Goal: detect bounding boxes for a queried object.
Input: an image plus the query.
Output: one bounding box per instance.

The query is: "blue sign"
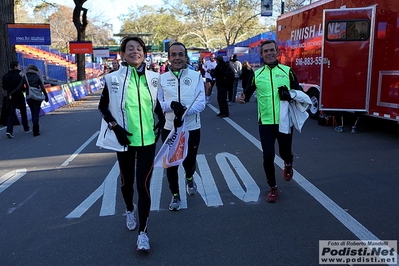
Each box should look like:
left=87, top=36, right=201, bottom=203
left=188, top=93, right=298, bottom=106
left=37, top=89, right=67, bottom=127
left=8, top=24, right=51, bottom=45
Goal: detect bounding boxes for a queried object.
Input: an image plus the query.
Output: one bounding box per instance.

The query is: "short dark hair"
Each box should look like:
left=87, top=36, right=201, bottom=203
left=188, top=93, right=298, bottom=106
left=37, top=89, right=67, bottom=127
left=10, top=60, right=19, bottom=69
left=168, top=42, right=188, bottom=57
left=119, top=36, right=147, bottom=57
left=260, top=40, right=278, bottom=51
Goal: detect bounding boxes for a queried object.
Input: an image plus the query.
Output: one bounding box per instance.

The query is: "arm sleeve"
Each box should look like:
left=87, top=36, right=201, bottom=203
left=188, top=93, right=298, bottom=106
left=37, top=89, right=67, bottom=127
left=184, top=73, right=206, bottom=116
left=154, top=100, right=165, bottom=121
left=98, top=84, right=116, bottom=123
left=157, top=81, right=173, bottom=113
left=243, top=72, right=256, bottom=103
left=10, top=78, right=25, bottom=95
left=39, top=77, right=47, bottom=96
left=289, top=69, right=302, bottom=91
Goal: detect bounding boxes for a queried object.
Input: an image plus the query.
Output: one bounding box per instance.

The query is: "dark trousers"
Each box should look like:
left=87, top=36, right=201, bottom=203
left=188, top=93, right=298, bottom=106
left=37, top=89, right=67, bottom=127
left=7, top=99, right=29, bottom=134
left=161, top=128, right=201, bottom=196
left=27, top=99, right=41, bottom=134
left=259, top=124, right=293, bottom=188
left=217, top=86, right=229, bottom=116
left=117, top=144, right=156, bottom=233
left=229, top=78, right=240, bottom=102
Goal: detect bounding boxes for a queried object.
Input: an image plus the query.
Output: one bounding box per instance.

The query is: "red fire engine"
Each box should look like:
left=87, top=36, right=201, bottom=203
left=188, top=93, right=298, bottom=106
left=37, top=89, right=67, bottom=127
left=276, top=0, right=399, bottom=122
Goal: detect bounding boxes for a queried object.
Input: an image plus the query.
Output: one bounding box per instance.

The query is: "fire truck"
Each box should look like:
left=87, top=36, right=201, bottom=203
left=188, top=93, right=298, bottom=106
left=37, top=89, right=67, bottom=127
left=276, top=0, right=399, bottom=122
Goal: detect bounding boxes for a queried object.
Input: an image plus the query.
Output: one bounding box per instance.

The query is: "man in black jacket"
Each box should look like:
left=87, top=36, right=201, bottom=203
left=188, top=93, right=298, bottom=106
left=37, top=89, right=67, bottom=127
left=212, top=55, right=230, bottom=117
left=2, top=61, right=30, bottom=138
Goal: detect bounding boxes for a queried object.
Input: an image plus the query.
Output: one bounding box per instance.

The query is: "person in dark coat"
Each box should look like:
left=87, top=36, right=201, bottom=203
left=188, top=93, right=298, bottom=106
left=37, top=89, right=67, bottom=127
left=2, top=61, right=30, bottom=138
left=212, top=55, right=230, bottom=117
left=11, top=64, right=48, bottom=136
left=240, top=60, right=254, bottom=91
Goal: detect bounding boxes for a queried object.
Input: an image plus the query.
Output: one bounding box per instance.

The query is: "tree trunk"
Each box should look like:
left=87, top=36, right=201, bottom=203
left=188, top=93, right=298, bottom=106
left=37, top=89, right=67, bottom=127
left=0, top=0, right=17, bottom=118
left=73, top=0, right=88, bottom=81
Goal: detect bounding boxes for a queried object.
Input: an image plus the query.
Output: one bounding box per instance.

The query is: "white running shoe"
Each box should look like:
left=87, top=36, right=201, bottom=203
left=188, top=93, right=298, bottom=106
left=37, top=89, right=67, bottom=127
left=136, top=231, right=150, bottom=251
left=169, top=196, right=181, bottom=211
left=125, top=208, right=137, bottom=231
left=186, top=178, right=197, bottom=195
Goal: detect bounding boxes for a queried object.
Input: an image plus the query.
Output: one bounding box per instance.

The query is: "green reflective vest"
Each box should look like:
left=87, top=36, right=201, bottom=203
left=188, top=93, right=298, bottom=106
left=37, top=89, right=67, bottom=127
left=254, top=64, right=291, bottom=125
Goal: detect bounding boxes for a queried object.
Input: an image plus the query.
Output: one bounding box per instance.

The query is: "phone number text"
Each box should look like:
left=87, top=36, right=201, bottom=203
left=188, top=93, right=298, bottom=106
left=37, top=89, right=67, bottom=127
left=295, top=57, right=322, bottom=66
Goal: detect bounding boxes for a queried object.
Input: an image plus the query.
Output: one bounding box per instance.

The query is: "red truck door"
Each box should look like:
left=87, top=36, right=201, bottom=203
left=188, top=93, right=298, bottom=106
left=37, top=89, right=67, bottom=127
left=320, top=7, right=375, bottom=112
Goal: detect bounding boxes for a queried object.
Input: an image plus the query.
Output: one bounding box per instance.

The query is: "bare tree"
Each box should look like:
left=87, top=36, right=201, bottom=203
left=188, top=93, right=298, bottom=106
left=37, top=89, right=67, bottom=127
left=163, top=0, right=265, bottom=49
left=72, top=0, right=88, bottom=81
left=0, top=0, right=18, bottom=114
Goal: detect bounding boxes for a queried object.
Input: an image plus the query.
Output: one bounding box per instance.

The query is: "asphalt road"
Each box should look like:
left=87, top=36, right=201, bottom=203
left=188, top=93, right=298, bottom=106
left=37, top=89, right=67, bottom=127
left=0, top=89, right=398, bottom=266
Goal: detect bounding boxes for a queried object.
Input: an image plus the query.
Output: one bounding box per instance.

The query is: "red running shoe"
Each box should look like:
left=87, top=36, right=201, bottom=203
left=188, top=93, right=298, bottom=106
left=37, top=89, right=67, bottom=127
left=266, top=187, right=278, bottom=203
left=283, top=162, right=293, bottom=181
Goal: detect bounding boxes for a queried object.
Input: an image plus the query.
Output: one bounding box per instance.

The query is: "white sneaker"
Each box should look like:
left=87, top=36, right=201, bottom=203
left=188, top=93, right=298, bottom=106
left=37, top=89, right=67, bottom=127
left=136, top=231, right=150, bottom=251
left=125, top=208, right=137, bottom=231
left=186, top=178, right=197, bottom=195
left=169, top=195, right=181, bottom=211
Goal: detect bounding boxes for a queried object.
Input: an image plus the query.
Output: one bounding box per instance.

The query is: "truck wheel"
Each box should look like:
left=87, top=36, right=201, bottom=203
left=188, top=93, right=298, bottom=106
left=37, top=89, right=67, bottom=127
left=307, top=89, right=320, bottom=119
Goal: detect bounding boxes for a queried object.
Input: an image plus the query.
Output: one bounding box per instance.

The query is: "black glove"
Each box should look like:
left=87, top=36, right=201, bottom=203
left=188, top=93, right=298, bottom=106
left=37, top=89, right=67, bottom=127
left=174, top=117, right=183, bottom=130
left=278, top=85, right=292, bottom=101
left=170, top=101, right=187, bottom=118
left=113, top=125, right=132, bottom=146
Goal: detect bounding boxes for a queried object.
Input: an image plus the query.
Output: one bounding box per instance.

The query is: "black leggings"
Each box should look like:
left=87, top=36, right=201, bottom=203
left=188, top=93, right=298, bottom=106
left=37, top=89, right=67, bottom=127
left=161, top=128, right=201, bottom=195
left=259, top=124, right=293, bottom=188
left=117, top=144, right=156, bottom=233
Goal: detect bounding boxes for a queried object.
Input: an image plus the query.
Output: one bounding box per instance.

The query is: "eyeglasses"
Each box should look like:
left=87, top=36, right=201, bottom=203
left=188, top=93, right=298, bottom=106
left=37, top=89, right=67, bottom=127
left=170, top=52, right=185, bottom=57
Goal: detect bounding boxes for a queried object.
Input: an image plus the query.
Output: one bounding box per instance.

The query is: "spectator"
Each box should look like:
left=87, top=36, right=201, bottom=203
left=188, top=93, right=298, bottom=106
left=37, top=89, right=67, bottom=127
left=240, top=60, right=254, bottom=93
left=109, top=59, right=119, bottom=73
left=212, top=55, right=230, bottom=117
left=11, top=64, right=49, bottom=136
left=203, top=53, right=217, bottom=103
left=230, top=54, right=242, bottom=103
left=2, top=60, right=30, bottom=138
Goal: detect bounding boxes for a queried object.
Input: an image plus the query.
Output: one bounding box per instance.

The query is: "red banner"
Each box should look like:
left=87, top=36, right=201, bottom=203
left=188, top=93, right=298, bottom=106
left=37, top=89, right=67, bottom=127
left=69, top=41, right=93, bottom=54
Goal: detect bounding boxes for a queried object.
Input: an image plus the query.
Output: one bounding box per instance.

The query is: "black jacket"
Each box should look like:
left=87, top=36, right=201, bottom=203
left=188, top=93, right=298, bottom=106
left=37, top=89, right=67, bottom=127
left=211, top=60, right=229, bottom=88
left=2, top=69, right=25, bottom=107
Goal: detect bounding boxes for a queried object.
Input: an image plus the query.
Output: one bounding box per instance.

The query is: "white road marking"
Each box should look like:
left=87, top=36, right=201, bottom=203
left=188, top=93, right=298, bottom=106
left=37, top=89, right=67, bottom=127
left=150, top=167, right=164, bottom=211
left=214, top=105, right=399, bottom=264
left=0, top=169, right=27, bottom=194
left=60, top=131, right=99, bottom=167
left=66, top=161, right=119, bottom=218
left=216, top=152, right=260, bottom=202
left=195, top=154, right=223, bottom=207
left=100, top=162, right=119, bottom=216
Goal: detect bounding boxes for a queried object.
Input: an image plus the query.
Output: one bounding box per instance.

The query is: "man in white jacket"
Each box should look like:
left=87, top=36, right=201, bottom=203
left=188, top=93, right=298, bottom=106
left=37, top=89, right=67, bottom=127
left=158, top=42, right=206, bottom=211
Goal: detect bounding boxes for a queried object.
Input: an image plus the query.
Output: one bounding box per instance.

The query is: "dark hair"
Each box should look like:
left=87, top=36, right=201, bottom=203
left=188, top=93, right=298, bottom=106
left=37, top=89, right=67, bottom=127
left=167, top=42, right=188, bottom=57
left=10, top=60, right=19, bottom=69
left=260, top=40, right=278, bottom=51
left=119, top=36, right=147, bottom=57
left=27, top=64, right=39, bottom=72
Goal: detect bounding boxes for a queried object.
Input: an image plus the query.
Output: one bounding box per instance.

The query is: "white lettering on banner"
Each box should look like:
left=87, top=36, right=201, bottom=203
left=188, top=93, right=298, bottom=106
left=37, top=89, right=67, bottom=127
left=290, top=24, right=322, bottom=41
left=216, top=153, right=260, bottom=202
